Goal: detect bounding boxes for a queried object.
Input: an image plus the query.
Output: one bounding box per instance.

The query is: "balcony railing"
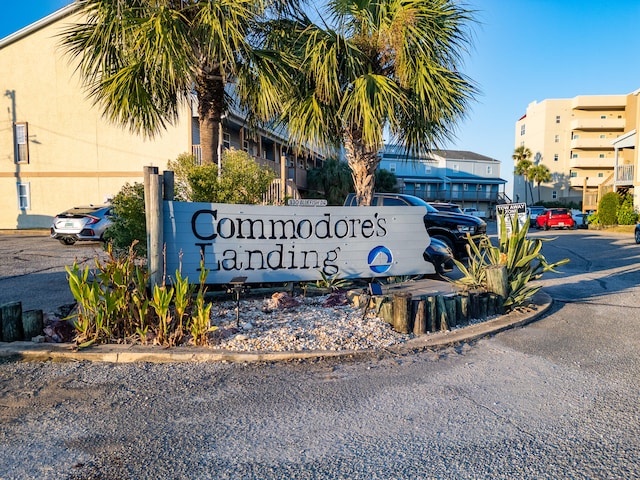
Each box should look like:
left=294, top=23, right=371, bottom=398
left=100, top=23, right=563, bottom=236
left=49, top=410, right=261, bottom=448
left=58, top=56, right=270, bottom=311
left=616, top=164, right=634, bottom=184
left=398, top=188, right=500, bottom=204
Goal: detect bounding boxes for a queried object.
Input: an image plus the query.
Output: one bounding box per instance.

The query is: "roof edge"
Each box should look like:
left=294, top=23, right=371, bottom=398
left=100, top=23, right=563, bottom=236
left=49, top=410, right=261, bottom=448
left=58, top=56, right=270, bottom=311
left=0, top=3, right=79, bottom=49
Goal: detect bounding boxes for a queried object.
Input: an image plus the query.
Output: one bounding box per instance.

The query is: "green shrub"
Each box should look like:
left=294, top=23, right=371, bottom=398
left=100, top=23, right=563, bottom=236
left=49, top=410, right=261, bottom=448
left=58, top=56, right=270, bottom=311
left=103, top=182, right=147, bottom=256
left=216, top=148, right=276, bottom=204
left=187, top=163, right=219, bottom=202
left=167, top=153, right=199, bottom=201
left=617, top=194, right=638, bottom=225
left=66, top=248, right=216, bottom=348
left=598, top=192, right=620, bottom=226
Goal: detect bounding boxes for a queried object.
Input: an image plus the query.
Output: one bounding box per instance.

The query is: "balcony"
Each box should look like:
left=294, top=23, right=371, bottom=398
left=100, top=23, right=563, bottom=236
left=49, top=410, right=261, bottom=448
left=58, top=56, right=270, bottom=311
left=570, top=137, right=615, bottom=149
left=571, top=95, right=626, bottom=110
left=570, top=117, right=625, bottom=131
left=569, top=156, right=615, bottom=168
left=569, top=176, right=605, bottom=188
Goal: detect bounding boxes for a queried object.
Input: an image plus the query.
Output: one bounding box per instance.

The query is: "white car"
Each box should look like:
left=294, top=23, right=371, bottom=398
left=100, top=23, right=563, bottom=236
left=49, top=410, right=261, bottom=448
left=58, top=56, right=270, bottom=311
left=50, top=205, right=114, bottom=245
left=527, top=206, right=546, bottom=222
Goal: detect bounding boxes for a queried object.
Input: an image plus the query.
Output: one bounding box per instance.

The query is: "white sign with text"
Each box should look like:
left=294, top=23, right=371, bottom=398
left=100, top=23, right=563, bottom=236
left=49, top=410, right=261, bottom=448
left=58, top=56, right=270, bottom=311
left=163, top=201, right=434, bottom=284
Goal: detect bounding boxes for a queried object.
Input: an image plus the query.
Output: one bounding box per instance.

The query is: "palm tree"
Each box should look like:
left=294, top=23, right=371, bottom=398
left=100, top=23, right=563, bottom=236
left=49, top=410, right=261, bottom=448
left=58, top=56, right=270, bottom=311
left=513, top=146, right=533, bottom=204
left=528, top=164, right=552, bottom=203
left=60, top=0, right=294, bottom=166
left=264, top=0, right=477, bottom=206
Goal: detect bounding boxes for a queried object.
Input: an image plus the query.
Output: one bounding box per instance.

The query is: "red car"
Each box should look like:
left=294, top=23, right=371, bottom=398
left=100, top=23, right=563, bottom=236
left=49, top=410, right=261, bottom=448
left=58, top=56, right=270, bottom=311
left=536, top=208, right=575, bottom=230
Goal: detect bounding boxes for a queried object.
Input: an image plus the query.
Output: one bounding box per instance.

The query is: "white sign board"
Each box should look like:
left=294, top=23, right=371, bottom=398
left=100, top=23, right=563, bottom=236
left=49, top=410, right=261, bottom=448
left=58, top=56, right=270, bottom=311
left=496, top=202, right=527, bottom=237
left=163, top=201, right=434, bottom=284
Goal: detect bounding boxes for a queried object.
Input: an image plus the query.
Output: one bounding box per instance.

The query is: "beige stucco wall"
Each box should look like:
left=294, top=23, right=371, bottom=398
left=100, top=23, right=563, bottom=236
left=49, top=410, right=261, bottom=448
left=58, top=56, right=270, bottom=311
left=0, top=11, right=192, bottom=229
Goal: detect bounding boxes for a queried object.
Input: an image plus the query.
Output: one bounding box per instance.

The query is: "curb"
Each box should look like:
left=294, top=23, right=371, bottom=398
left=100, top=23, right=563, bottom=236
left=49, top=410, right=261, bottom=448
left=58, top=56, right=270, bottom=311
left=0, top=292, right=553, bottom=364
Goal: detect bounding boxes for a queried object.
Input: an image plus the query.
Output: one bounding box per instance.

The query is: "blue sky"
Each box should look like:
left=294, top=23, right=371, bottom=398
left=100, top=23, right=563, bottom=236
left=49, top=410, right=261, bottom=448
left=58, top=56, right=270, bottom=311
left=2, top=1, right=640, bottom=195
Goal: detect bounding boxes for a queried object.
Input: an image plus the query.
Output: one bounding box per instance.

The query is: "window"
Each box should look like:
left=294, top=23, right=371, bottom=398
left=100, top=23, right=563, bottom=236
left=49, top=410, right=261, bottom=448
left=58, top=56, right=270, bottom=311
left=463, top=184, right=468, bottom=191
left=389, top=163, right=396, bottom=173
left=222, top=132, right=230, bottom=149
left=17, top=182, right=30, bottom=209
left=598, top=172, right=604, bottom=178
left=600, top=115, right=607, bottom=119
left=242, top=140, right=249, bottom=152
left=570, top=171, right=577, bottom=178
left=477, top=184, right=483, bottom=191
left=572, top=133, right=579, bottom=139
left=599, top=153, right=605, bottom=158
left=452, top=164, right=459, bottom=171
left=555, top=116, right=561, bottom=123
left=554, top=154, right=559, bottom=162
left=424, top=165, right=431, bottom=174
left=520, top=124, right=525, bottom=135
left=554, top=135, right=559, bottom=143
left=486, top=166, right=493, bottom=175
left=552, top=190, right=557, bottom=199
left=572, top=153, right=578, bottom=159
left=14, top=122, right=29, bottom=164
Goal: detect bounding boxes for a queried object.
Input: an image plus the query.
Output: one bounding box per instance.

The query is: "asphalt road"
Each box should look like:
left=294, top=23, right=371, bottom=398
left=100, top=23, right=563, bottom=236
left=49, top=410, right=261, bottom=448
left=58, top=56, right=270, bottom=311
left=1, top=228, right=639, bottom=479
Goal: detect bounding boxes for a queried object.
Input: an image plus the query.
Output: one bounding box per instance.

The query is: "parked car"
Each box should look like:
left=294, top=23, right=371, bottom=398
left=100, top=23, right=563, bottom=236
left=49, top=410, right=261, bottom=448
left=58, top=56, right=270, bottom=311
left=571, top=210, right=590, bottom=229
left=423, top=237, right=455, bottom=275
left=50, top=205, right=114, bottom=245
left=536, top=208, right=575, bottom=230
left=635, top=223, right=640, bottom=244
left=527, top=206, right=546, bottom=222
left=428, top=202, right=463, bottom=214
left=344, top=192, right=486, bottom=258
left=461, top=207, right=486, bottom=218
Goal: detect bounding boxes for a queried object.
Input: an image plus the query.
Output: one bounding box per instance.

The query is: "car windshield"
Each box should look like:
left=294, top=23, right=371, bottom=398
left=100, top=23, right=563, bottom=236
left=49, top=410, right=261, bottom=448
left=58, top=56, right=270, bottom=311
left=402, top=196, right=439, bottom=212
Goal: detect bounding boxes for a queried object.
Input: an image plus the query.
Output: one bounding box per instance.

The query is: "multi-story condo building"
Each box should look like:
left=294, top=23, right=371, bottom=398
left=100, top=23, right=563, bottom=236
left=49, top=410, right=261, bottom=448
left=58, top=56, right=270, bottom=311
left=514, top=90, right=639, bottom=211
left=0, top=4, right=321, bottom=231
left=379, top=147, right=508, bottom=215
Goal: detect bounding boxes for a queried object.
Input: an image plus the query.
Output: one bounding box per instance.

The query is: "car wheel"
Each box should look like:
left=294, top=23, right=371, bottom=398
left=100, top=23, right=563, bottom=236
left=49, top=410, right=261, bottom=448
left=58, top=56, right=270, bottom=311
left=59, top=237, right=76, bottom=245
left=635, top=229, right=640, bottom=244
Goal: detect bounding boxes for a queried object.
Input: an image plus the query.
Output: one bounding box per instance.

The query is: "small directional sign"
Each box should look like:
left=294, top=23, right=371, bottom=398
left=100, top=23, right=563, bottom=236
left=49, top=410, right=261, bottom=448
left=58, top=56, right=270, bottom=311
left=287, top=198, right=328, bottom=206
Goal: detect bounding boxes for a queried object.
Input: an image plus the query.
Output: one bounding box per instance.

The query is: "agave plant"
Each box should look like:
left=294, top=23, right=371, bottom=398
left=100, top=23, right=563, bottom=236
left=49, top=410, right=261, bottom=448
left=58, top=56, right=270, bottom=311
left=453, top=215, right=569, bottom=311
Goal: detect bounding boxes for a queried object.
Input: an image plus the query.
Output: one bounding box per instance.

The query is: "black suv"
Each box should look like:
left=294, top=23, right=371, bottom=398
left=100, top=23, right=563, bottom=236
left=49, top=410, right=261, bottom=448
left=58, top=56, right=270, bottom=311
left=344, top=193, right=486, bottom=258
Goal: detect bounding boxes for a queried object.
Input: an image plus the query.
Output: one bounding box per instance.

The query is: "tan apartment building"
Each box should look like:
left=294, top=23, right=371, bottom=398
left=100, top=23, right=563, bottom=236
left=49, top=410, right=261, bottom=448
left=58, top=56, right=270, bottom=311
left=514, top=90, right=639, bottom=211
left=0, top=5, right=318, bottom=231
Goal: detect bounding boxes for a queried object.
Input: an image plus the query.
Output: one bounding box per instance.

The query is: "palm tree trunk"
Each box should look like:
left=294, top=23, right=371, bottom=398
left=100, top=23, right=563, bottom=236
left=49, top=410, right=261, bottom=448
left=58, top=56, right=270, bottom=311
left=344, top=129, right=380, bottom=206
left=195, top=65, right=225, bottom=166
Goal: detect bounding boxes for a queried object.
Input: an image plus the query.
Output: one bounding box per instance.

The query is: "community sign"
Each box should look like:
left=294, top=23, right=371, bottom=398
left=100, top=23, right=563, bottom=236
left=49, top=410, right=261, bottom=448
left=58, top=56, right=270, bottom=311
left=163, top=202, right=434, bottom=284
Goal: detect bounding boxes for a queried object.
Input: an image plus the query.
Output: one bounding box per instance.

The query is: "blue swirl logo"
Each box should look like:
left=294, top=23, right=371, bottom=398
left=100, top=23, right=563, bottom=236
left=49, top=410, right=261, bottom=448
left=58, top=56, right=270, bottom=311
left=368, top=245, right=393, bottom=274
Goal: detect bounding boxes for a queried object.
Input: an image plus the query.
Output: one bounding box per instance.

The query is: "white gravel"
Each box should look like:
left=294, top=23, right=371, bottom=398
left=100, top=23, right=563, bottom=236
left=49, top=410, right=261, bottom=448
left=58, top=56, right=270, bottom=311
left=209, top=292, right=410, bottom=352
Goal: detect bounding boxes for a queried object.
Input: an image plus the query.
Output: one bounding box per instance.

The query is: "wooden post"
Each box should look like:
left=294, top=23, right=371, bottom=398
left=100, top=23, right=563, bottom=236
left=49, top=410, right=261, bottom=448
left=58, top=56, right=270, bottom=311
left=1, top=302, right=23, bottom=342
left=163, top=170, right=175, bottom=201
left=485, top=264, right=509, bottom=299
left=380, top=300, right=394, bottom=325
left=22, top=310, right=44, bottom=340
left=444, top=295, right=457, bottom=328
left=393, top=293, right=412, bottom=334
left=459, top=294, right=470, bottom=324
left=413, top=299, right=427, bottom=335
left=280, top=155, right=287, bottom=203
left=144, top=166, right=163, bottom=288
left=436, top=295, right=448, bottom=331
left=479, top=294, right=489, bottom=319
left=426, top=296, right=437, bottom=332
